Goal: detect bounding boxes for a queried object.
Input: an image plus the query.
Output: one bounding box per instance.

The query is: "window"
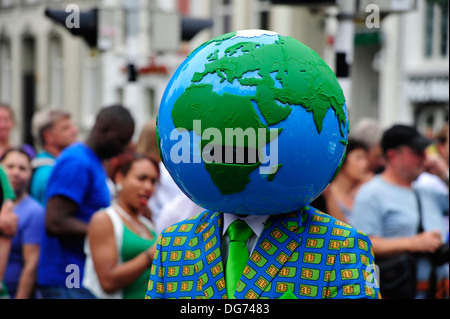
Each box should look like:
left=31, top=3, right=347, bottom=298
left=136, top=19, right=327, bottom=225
left=424, top=0, right=449, bottom=58
left=0, top=38, right=11, bottom=103
left=439, top=0, right=448, bottom=56
left=145, top=87, right=156, bottom=118
left=48, top=35, right=64, bottom=109
left=250, top=0, right=271, bottom=30
left=223, top=0, right=231, bottom=32
left=81, top=53, right=100, bottom=130
left=211, top=0, right=233, bottom=36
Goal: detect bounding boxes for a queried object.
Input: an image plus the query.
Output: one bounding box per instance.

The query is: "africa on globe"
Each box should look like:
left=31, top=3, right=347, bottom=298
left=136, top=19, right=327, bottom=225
left=156, top=29, right=349, bottom=215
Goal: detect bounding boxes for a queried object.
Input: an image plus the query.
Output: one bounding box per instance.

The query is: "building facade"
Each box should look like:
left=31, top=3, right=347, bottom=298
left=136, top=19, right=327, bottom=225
left=351, top=0, right=448, bottom=135
left=0, top=0, right=448, bottom=148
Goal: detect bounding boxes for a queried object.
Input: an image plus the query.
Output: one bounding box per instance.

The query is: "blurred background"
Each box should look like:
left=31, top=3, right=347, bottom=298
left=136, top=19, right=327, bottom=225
left=0, top=0, right=448, bottom=146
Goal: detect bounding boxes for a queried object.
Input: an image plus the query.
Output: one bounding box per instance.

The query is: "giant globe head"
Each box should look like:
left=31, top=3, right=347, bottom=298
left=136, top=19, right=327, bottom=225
left=157, top=30, right=349, bottom=215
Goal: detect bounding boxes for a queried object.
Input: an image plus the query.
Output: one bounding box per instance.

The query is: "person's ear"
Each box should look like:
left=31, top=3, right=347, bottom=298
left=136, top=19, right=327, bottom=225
left=42, top=129, right=53, bottom=144
left=385, top=148, right=396, bottom=162
left=114, top=172, right=124, bottom=185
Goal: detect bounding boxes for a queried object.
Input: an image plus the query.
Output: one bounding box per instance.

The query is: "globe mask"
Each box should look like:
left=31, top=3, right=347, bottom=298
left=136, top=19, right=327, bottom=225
left=157, top=30, right=349, bottom=216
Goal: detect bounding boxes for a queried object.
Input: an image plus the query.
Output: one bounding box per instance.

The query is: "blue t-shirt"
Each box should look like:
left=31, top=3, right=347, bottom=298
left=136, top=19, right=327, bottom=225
left=38, top=143, right=111, bottom=287
left=351, top=175, right=449, bottom=298
left=29, top=151, right=56, bottom=207
left=4, top=195, right=45, bottom=297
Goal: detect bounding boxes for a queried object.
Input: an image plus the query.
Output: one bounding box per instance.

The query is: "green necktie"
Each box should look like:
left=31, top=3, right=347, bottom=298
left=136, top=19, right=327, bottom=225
left=225, top=219, right=253, bottom=299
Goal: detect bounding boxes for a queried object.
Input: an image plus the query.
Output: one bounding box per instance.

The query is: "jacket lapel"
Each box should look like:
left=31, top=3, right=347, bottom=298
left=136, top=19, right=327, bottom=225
left=191, top=211, right=227, bottom=299
left=234, top=211, right=303, bottom=299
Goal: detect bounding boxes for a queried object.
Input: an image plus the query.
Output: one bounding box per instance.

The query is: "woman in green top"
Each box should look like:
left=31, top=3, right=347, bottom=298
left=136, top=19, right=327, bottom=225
left=84, top=152, right=159, bottom=299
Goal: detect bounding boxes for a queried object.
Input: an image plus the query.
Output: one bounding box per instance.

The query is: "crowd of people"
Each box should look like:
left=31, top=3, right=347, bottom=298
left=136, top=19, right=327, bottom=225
left=0, top=100, right=448, bottom=299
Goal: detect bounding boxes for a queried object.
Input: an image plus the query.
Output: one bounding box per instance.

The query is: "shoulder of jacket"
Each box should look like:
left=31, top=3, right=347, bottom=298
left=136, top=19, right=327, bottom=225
left=160, top=210, right=216, bottom=235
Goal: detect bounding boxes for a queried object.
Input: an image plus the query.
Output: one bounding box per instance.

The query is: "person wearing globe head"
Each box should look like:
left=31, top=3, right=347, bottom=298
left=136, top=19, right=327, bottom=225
left=145, top=30, right=381, bottom=299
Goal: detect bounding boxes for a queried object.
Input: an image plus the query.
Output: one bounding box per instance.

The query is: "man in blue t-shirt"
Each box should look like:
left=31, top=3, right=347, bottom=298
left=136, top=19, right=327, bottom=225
left=37, top=105, right=135, bottom=299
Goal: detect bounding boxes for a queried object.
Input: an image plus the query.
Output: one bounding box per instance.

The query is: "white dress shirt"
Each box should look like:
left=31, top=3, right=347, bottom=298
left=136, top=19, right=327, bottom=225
left=221, top=213, right=270, bottom=266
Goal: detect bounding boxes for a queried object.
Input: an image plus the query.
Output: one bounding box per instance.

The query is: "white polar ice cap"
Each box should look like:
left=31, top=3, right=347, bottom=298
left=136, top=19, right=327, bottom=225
left=235, top=29, right=278, bottom=38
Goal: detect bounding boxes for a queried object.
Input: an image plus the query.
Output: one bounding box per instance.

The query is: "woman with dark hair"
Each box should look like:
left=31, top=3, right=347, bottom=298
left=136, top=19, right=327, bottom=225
left=83, top=151, right=159, bottom=299
left=310, top=139, right=370, bottom=224
left=328, top=139, right=370, bottom=222
left=1, top=148, right=44, bottom=298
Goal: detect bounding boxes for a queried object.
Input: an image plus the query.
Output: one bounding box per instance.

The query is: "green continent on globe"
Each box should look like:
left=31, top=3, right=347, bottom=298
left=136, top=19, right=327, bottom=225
left=171, top=33, right=346, bottom=195
left=172, top=83, right=277, bottom=194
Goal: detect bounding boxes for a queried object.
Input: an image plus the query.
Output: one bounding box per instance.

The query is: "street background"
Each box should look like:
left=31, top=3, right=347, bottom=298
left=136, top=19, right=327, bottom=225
left=0, top=0, right=448, bottom=145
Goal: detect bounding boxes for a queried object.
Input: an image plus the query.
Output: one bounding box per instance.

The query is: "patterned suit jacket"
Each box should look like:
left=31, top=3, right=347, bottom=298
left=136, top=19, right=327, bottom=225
left=145, top=206, right=381, bottom=299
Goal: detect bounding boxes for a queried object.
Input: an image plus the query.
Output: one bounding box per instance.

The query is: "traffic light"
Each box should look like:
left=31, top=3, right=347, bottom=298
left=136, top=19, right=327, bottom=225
left=44, top=6, right=213, bottom=52
left=44, top=7, right=98, bottom=48
left=181, top=17, right=213, bottom=41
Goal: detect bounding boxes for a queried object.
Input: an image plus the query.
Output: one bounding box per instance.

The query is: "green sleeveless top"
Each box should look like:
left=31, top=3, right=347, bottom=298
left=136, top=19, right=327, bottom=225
left=121, top=225, right=157, bottom=299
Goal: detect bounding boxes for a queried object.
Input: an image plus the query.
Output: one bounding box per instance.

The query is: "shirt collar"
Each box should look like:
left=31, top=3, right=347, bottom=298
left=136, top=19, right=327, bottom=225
left=223, top=213, right=270, bottom=238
